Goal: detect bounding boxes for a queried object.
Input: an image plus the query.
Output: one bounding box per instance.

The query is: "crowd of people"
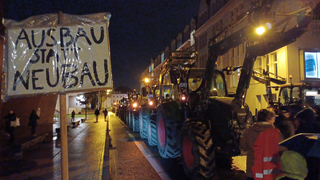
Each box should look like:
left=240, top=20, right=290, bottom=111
left=240, top=107, right=320, bottom=180
left=4, top=108, right=109, bottom=143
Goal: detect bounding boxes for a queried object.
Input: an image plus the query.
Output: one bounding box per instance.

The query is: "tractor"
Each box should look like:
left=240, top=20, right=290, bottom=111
left=252, top=68, right=320, bottom=123
left=152, top=1, right=316, bottom=179
left=127, top=90, right=140, bottom=132
left=138, top=78, right=160, bottom=146
left=277, top=82, right=320, bottom=122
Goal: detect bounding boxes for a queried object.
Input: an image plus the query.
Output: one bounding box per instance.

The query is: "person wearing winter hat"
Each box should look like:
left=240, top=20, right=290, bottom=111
left=276, top=150, right=308, bottom=180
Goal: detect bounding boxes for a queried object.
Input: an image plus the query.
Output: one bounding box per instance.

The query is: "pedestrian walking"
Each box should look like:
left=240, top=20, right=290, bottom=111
left=95, top=109, right=100, bottom=122
left=28, top=109, right=39, bottom=137
left=71, top=110, right=76, bottom=122
left=102, top=108, right=108, bottom=121
left=4, top=110, right=17, bottom=143
left=240, top=108, right=286, bottom=180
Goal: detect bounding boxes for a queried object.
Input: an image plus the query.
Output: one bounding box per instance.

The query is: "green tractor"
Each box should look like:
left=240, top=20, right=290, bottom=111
left=139, top=79, right=159, bottom=146
left=155, top=51, right=253, bottom=169
left=127, top=91, right=140, bottom=132
left=153, top=0, right=314, bottom=178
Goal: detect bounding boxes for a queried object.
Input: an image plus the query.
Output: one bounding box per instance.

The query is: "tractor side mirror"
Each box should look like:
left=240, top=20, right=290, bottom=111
left=169, top=69, right=178, bottom=85
left=142, top=87, right=147, bottom=97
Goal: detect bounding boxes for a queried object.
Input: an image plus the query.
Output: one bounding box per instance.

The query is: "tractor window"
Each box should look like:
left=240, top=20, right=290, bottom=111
left=279, top=87, right=289, bottom=104
left=304, top=87, right=320, bottom=106
left=211, top=71, right=226, bottom=97
left=292, top=87, right=301, bottom=103
left=161, top=85, right=173, bottom=101
left=188, top=78, right=202, bottom=92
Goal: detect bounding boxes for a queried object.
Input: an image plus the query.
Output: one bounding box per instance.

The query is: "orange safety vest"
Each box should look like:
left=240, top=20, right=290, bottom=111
left=252, top=128, right=282, bottom=180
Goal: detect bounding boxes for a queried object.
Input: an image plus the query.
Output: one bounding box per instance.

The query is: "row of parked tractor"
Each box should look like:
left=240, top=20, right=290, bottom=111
left=113, top=1, right=318, bottom=179
left=113, top=50, right=256, bottom=180
left=116, top=87, right=159, bottom=147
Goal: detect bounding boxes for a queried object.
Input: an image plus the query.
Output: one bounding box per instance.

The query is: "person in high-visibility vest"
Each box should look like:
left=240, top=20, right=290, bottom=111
left=240, top=108, right=286, bottom=180
left=252, top=128, right=283, bottom=180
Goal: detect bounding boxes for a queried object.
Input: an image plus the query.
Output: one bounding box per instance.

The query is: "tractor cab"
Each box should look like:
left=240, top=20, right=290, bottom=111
left=278, top=83, right=320, bottom=118
left=128, top=92, right=140, bottom=112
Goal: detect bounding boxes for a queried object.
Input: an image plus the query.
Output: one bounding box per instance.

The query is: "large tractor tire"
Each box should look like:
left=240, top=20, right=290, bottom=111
left=156, top=106, right=180, bottom=159
left=148, top=113, right=157, bottom=146
left=139, top=111, right=148, bottom=139
left=180, top=120, right=215, bottom=180
left=132, top=111, right=140, bottom=132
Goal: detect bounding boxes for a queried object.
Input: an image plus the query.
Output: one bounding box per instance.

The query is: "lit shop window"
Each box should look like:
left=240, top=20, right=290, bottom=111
left=304, top=52, right=320, bottom=78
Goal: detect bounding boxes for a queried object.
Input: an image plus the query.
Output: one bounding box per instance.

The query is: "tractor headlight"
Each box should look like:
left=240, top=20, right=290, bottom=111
left=132, top=102, right=138, bottom=108
left=181, top=95, right=186, bottom=101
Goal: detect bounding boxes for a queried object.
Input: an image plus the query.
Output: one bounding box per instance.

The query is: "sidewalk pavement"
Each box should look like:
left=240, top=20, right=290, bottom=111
left=0, top=114, right=111, bottom=180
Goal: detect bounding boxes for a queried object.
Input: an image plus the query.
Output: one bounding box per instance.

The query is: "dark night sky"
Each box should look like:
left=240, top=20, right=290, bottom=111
left=2, top=0, right=200, bottom=90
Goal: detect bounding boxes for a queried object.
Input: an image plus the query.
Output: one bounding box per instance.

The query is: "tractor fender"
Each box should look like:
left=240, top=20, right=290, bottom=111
left=183, top=118, right=211, bottom=129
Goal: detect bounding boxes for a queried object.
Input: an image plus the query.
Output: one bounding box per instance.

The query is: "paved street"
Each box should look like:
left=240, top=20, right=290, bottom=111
left=0, top=114, right=110, bottom=180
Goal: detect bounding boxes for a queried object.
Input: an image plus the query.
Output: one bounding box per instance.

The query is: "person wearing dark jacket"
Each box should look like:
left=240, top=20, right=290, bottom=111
left=29, top=109, right=40, bottom=137
left=275, top=108, right=295, bottom=139
left=295, top=107, right=320, bottom=134
left=102, top=109, right=108, bottom=121
left=71, top=110, right=75, bottom=122
left=240, top=108, right=286, bottom=180
left=4, top=110, right=17, bottom=143
left=94, top=109, right=100, bottom=122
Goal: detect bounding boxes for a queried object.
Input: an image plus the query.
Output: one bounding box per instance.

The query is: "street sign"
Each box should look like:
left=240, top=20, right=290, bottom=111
left=4, top=13, right=113, bottom=96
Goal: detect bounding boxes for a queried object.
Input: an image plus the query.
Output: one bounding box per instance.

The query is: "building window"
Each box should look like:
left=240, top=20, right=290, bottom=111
left=230, top=11, right=234, bottom=22
left=254, top=57, right=263, bottom=73
left=234, top=7, right=238, bottom=19
left=240, top=3, right=244, bottom=13
left=266, top=55, right=270, bottom=72
left=161, top=53, right=165, bottom=63
left=304, top=51, right=320, bottom=78
left=272, top=53, right=278, bottom=76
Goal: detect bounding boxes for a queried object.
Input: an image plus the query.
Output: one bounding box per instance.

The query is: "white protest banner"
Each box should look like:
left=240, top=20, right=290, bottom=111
left=4, top=13, right=113, bottom=96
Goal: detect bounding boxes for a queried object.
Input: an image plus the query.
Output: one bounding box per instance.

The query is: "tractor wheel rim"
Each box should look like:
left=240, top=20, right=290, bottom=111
left=158, top=116, right=165, bottom=148
left=183, top=137, right=194, bottom=169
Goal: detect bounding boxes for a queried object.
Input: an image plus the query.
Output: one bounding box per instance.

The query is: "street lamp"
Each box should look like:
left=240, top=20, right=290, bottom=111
left=256, top=22, right=272, bottom=35
left=256, top=26, right=265, bottom=35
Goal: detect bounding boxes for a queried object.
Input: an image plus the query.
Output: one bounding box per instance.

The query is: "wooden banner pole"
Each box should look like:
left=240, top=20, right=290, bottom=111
left=58, top=11, right=69, bottom=180
left=60, top=93, right=69, bottom=180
